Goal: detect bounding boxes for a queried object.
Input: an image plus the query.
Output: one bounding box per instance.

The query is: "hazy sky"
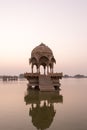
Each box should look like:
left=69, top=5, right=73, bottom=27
left=0, top=0, right=87, bottom=75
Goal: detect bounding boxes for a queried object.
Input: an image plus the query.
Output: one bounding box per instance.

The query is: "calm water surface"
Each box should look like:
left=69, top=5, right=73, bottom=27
left=0, top=78, right=87, bottom=130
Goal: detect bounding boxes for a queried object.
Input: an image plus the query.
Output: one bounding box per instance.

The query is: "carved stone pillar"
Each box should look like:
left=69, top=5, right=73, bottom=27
left=37, top=66, right=40, bottom=73
left=47, top=65, right=49, bottom=75
left=52, top=65, right=54, bottom=73
left=52, top=68, right=53, bottom=73
left=44, top=66, right=46, bottom=75
left=50, top=67, right=52, bottom=73
left=31, top=65, right=33, bottom=73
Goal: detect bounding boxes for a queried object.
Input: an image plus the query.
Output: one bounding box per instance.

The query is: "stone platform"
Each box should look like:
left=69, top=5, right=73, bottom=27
left=24, top=72, right=63, bottom=91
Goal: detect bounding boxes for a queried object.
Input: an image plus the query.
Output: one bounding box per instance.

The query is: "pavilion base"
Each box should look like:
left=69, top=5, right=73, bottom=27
left=24, top=73, right=63, bottom=92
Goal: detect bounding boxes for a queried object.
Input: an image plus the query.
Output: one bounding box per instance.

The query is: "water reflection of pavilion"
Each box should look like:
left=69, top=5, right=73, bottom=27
left=24, top=90, right=63, bottom=130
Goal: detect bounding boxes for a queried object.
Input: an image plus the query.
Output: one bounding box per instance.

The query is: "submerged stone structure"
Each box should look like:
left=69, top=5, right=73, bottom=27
left=24, top=43, right=63, bottom=91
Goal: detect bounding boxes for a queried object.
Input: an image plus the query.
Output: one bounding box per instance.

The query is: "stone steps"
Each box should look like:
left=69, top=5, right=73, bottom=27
left=39, top=75, right=55, bottom=91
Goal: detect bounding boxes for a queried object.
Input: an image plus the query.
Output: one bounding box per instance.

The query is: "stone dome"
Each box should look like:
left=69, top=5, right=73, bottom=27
left=29, top=43, right=56, bottom=74
left=31, top=43, right=53, bottom=58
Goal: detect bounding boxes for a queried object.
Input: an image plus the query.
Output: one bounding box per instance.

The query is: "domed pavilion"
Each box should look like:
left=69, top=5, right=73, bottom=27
left=24, top=43, right=63, bottom=91
left=29, top=43, right=56, bottom=74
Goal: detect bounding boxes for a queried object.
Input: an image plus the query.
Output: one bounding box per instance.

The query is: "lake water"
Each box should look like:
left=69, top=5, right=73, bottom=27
left=0, top=78, right=87, bottom=130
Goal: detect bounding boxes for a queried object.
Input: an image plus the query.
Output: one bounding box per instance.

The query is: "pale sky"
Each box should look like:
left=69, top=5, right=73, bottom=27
left=0, top=0, right=87, bottom=75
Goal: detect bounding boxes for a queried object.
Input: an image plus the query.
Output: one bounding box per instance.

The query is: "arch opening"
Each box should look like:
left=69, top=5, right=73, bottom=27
left=33, top=65, right=37, bottom=73
left=40, top=65, right=45, bottom=75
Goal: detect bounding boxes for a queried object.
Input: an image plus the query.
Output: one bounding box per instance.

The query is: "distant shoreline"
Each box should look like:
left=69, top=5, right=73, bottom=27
left=0, top=74, right=87, bottom=79
left=63, top=74, right=87, bottom=78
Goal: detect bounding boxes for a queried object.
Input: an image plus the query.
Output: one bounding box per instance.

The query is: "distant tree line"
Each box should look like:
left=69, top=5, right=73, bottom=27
left=0, top=73, right=25, bottom=80
left=0, top=73, right=87, bottom=79
left=19, top=73, right=24, bottom=78
left=63, top=74, right=87, bottom=78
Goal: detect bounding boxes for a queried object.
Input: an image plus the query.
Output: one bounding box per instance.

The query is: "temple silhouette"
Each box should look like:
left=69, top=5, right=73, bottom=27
left=24, top=43, right=63, bottom=91
left=24, top=90, right=63, bottom=130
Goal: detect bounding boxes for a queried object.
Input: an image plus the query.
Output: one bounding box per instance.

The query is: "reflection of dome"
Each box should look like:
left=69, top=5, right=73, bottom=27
left=31, top=43, right=53, bottom=58
left=24, top=90, right=63, bottom=130
left=29, top=102, right=55, bottom=130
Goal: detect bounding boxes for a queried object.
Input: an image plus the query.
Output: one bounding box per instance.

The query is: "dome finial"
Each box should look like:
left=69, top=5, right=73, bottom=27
left=40, top=43, right=45, bottom=46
